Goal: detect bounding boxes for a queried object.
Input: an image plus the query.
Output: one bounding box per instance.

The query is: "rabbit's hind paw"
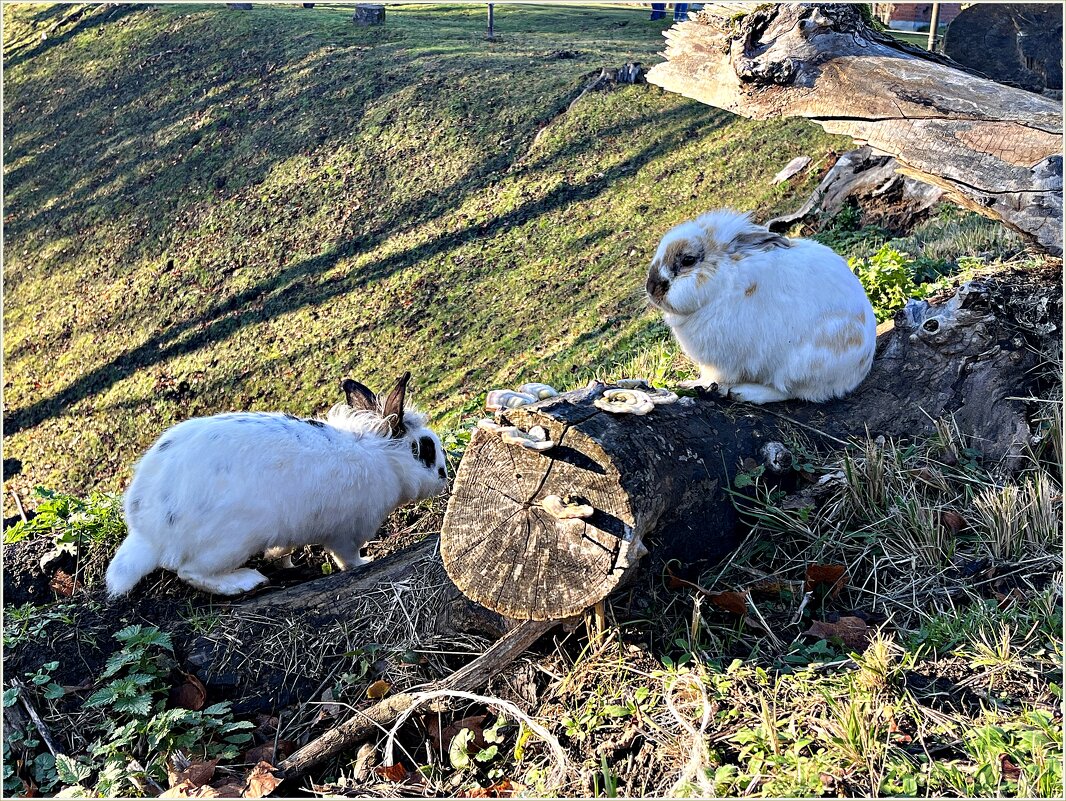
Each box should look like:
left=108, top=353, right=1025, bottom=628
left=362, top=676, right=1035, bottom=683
left=180, top=567, right=269, bottom=596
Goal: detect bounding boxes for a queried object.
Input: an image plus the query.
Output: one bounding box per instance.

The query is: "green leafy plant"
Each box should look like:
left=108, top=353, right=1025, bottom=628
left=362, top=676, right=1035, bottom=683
left=848, top=245, right=929, bottom=322
left=3, top=603, right=77, bottom=649
left=75, top=625, right=253, bottom=796
left=4, top=487, right=125, bottom=553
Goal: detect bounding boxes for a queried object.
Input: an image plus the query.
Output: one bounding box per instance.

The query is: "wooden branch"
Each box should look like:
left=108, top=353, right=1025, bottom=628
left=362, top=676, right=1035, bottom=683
left=441, top=268, right=1060, bottom=621
left=645, top=3, right=1063, bottom=255
left=11, top=680, right=64, bottom=758
left=277, top=619, right=556, bottom=779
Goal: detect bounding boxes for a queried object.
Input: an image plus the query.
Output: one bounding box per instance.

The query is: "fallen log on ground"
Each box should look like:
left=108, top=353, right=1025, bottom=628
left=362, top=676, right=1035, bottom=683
left=645, top=3, right=1063, bottom=255
left=441, top=266, right=1060, bottom=621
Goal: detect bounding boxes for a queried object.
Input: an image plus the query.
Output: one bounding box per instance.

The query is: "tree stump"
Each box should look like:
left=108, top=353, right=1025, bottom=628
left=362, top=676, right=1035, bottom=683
left=645, top=3, right=1063, bottom=255
left=226, top=3, right=252, bottom=9
left=353, top=4, right=385, bottom=26
left=441, top=267, right=1060, bottom=621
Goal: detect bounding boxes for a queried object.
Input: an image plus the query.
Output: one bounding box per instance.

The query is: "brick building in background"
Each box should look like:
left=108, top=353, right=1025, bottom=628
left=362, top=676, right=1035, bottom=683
left=873, top=3, right=963, bottom=31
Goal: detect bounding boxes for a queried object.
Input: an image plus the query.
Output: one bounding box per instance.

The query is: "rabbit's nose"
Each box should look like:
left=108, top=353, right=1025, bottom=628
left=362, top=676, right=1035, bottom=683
left=646, top=274, right=668, bottom=300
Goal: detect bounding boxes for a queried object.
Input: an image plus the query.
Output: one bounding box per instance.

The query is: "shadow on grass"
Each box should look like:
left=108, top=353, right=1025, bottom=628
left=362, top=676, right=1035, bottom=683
left=5, top=102, right=721, bottom=435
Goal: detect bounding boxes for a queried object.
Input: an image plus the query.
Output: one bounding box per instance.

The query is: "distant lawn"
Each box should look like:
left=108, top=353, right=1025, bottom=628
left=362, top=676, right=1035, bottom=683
left=3, top=2, right=846, bottom=499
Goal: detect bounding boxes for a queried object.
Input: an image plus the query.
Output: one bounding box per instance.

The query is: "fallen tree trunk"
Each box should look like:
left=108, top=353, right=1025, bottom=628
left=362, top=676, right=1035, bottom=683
left=441, top=267, right=1060, bottom=621
left=645, top=3, right=1063, bottom=255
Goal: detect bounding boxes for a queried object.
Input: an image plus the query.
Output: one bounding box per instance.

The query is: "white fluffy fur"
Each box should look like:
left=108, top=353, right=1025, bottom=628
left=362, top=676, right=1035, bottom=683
left=105, top=405, right=447, bottom=597
left=647, top=209, right=877, bottom=403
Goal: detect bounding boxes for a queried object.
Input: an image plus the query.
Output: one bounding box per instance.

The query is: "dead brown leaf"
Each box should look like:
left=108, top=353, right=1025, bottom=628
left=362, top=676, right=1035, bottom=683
left=707, top=590, right=749, bottom=616
left=243, top=762, right=281, bottom=799
left=804, top=564, right=848, bottom=599
left=210, top=782, right=245, bottom=798
left=314, top=688, right=343, bottom=723
left=427, top=713, right=490, bottom=758
left=941, top=510, right=967, bottom=534
left=375, top=762, right=409, bottom=782
left=462, top=779, right=521, bottom=798
left=1000, top=753, right=1021, bottom=782
left=803, top=617, right=870, bottom=651
left=167, top=757, right=217, bottom=789
left=254, top=714, right=279, bottom=737
left=160, top=781, right=220, bottom=798
left=170, top=672, right=208, bottom=712
left=748, top=578, right=787, bottom=598
left=995, top=588, right=1027, bottom=610
left=366, top=679, right=391, bottom=699
left=49, top=569, right=79, bottom=597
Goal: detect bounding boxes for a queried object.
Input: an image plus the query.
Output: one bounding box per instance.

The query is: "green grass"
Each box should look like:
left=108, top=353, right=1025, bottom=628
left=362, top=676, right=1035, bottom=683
left=3, top=4, right=1061, bottom=799
left=3, top=2, right=847, bottom=501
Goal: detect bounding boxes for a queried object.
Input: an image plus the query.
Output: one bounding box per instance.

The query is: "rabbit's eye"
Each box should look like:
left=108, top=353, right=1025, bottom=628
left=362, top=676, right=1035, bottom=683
left=679, top=254, right=699, bottom=269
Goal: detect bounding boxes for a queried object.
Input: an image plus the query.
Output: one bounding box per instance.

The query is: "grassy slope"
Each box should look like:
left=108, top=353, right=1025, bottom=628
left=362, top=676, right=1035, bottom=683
left=3, top=2, right=844, bottom=500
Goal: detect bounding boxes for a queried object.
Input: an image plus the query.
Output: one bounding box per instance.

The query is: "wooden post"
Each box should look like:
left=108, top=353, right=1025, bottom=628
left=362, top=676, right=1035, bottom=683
left=927, top=2, right=941, bottom=52
left=487, top=3, right=495, bottom=40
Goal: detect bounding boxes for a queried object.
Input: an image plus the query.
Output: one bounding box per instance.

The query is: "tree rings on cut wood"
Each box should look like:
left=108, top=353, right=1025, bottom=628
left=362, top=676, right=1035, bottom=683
left=441, top=382, right=742, bottom=621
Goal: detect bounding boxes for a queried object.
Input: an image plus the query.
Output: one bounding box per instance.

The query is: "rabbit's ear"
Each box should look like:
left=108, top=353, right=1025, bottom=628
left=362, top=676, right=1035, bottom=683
left=727, top=228, right=791, bottom=254
left=341, top=378, right=377, bottom=411
left=381, top=371, right=411, bottom=438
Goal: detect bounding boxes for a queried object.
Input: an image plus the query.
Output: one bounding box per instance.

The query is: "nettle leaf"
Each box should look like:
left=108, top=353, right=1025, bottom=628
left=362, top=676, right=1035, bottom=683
left=114, top=624, right=144, bottom=644
left=55, top=754, right=93, bottom=785
left=113, top=695, right=152, bottom=716
left=84, top=686, right=118, bottom=708
left=101, top=650, right=138, bottom=679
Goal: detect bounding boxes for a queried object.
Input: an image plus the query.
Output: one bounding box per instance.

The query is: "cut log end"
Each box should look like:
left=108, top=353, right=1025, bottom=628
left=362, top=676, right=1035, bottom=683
left=442, top=405, right=642, bottom=621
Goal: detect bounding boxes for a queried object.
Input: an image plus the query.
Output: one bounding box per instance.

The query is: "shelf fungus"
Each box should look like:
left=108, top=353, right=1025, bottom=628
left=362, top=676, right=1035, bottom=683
left=613, top=378, right=679, bottom=405
left=478, top=420, right=554, bottom=451
left=518, top=382, right=559, bottom=400
left=541, top=494, right=594, bottom=520
left=499, top=425, right=554, bottom=451
left=484, top=389, right=537, bottom=411
left=594, top=388, right=656, bottom=415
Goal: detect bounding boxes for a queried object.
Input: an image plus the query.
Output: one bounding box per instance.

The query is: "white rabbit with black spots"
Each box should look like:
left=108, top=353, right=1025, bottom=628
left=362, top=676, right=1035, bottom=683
left=105, top=372, right=448, bottom=597
left=646, top=209, right=877, bottom=404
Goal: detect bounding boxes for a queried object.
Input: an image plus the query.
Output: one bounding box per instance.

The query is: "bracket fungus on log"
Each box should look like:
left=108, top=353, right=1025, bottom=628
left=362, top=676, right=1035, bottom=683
left=441, top=380, right=741, bottom=620
left=441, top=268, right=1060, bottom=621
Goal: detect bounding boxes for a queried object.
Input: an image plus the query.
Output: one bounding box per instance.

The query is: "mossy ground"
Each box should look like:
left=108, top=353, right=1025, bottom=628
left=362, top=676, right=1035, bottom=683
left=2, top=3, right=1061, bottom=799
